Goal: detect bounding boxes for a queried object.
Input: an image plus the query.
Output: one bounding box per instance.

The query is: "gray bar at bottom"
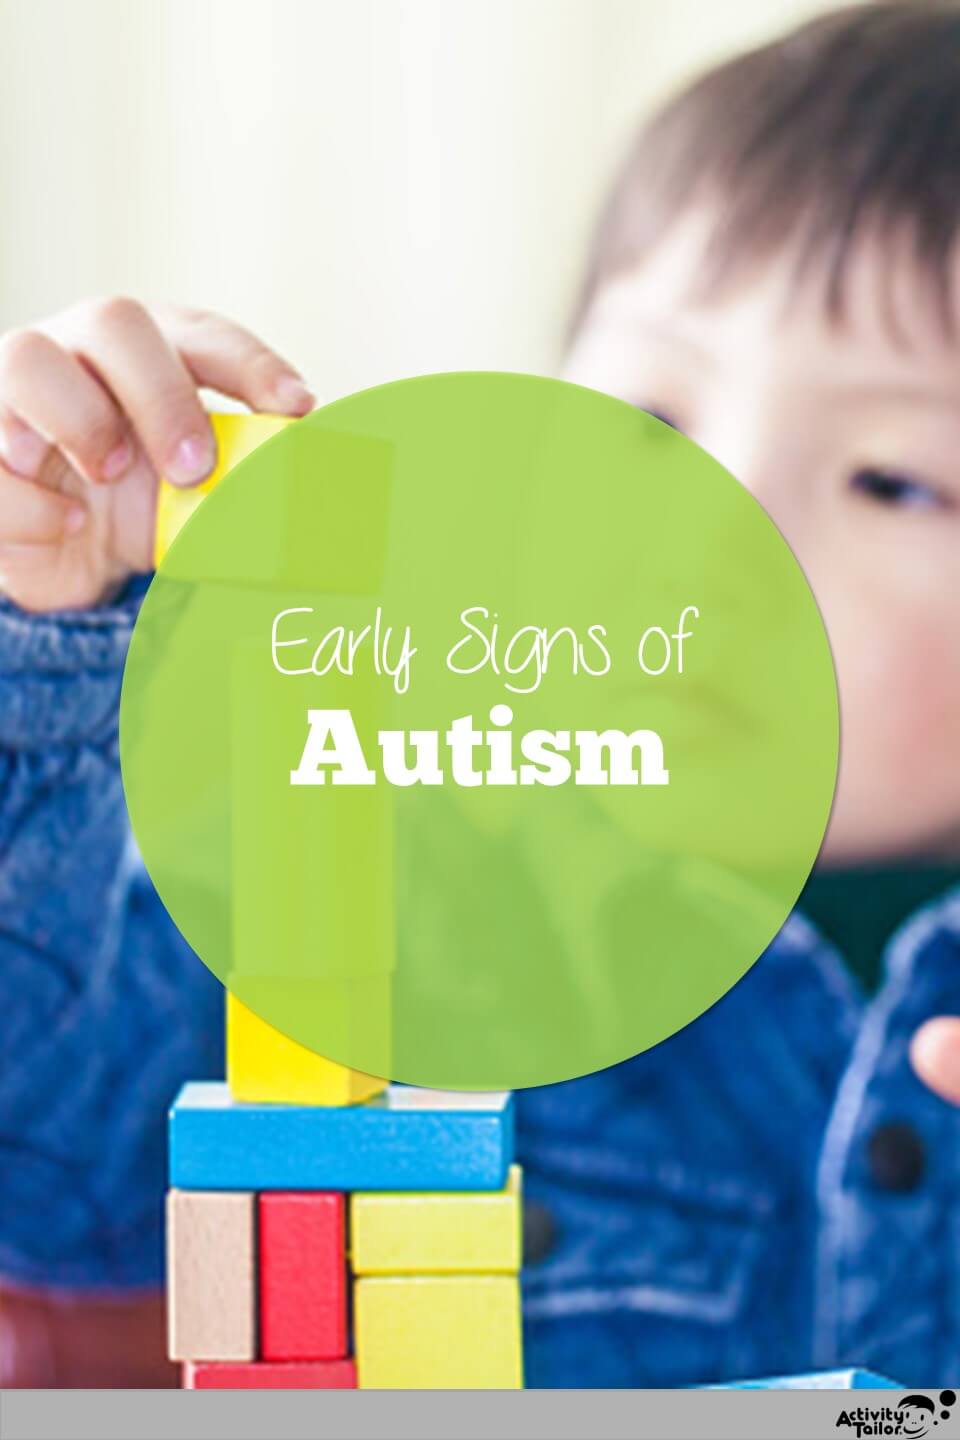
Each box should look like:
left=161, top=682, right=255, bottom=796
left=0, top=1387, right=929, bottom=1440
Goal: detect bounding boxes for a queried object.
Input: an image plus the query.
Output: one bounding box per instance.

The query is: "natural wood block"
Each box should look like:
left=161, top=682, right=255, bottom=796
left=166, top=1190, right=256, bottom=1362
left=354, top=1275, right=523, bottom=1389
left=226, top=990, right=387, bottom=1107
left=351, top=1166, right=522, bottom=1275
left=260, top=1193, right=347, bottom=1360
left=185, top=1359, right=357, bottom=1389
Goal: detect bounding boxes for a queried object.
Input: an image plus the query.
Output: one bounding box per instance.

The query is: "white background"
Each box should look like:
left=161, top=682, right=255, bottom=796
left=0, top=0, right=836, bottom=398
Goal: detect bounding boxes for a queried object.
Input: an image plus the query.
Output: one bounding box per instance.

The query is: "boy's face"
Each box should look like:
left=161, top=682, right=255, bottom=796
left=565, top=211, right=960, bottom=864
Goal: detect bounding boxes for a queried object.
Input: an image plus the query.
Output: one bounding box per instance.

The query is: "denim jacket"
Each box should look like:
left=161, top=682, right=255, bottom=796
left=2, top=583, right=959, bottom=1388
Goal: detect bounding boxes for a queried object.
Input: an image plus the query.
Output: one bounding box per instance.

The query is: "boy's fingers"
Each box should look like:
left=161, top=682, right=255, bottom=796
left=158, top=308, right=315, bottom=417
left=910, top=1016, right=960, bottom=1105
left=0, top=405, right=51, bottom=479
left=0, top=1287, right=176, bottom=1387
left=65, top=298, right=216, bottom=489
left=0, top=330, right=132, bottom=486
left=0, top=461, right=86, bottom=544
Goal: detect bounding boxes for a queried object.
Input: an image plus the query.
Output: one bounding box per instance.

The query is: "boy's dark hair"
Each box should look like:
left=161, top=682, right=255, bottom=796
left=575, top=1, right=960, bottom=335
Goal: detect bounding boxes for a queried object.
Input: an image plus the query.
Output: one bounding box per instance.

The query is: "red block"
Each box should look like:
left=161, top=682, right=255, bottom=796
left=185, top=1359, right=357, bottom=1389
left=259, top=1192, right=347, bottom=1360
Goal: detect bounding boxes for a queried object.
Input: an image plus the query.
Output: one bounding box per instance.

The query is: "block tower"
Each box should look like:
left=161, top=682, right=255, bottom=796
left=159, top=414, right=525, bottom=1389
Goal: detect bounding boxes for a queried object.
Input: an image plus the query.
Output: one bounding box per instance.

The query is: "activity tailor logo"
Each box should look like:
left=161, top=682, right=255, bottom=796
left=836, top=1390, right=958, bottom=1437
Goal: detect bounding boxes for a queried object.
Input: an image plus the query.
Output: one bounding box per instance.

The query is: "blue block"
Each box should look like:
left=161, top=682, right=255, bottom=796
left=707, top=1370, right=900, bottom=1389
left=169, top=1082, right=514, bottom=1191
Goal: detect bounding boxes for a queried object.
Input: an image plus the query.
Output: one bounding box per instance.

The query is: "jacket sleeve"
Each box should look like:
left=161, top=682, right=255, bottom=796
left=0, top=581, right=223, bottom=1292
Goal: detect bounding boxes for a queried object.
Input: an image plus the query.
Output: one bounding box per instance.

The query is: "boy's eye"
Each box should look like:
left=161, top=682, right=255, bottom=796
left=849, top=466, right=949, bottom=512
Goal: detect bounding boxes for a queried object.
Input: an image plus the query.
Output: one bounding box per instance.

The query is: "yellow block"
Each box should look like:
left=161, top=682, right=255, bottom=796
left=231, top=648, right=396, bottom=984
left=355, top=1275, right=523, bottom=1389
left=154, top=411, right=291, bottom=565
left=226, top=990, right=386, bottom=1106
left=351, top=1166, right=522, bottom=1275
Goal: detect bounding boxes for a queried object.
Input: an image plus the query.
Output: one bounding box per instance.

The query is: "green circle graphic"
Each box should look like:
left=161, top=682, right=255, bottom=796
left=120, top=373, right=838, bottom=1090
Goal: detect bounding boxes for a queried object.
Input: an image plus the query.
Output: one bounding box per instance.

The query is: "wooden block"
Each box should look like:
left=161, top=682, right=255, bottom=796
left=231, top=653, right=396, bottom=988
left=259, top=1193, right=347, bottom=1360
left=169, top=1082, right=514, bottom=1192
left=227, top=991, right=387, bottom=1107
left=354, top=1275, right=523, bottom=1389
left=351, top=1166, right=522, bottom=1275
left=155, top=412, right=291, bottom=564
left=166, top=1190, right=256, bottom=1362
left=185, top=1359, right=357, bottom=1389
left=155, top=412, right=392, bottom=591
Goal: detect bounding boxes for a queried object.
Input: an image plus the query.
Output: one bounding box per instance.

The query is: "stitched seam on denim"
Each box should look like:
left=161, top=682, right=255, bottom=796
left=523, top=1278, right=746, bottom=1323
left=779, top=909, right=862, bottom=1031
left=883, top=884, right=960, bottom=981
left=521, top=1144, right=777, bottom=1221
left=811, top=906, right=940, bottom=1367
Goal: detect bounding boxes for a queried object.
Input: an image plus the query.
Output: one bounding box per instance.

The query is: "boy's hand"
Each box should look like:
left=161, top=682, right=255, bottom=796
left=911, top=1017, right=960, bottom=1104
left=0, top=299, right=313, bottom=612
left=0, top=1286, right=175, bottom=1387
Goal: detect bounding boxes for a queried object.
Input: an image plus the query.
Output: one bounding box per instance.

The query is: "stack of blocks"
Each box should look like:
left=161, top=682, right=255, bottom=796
left=166, top=1058, right=523, bottom=1389
left=160, top=413, right=524, bottom=1388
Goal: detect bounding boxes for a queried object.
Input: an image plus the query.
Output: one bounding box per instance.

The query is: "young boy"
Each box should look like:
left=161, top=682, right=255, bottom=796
left=1, top=0, right=959, bottom=1387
